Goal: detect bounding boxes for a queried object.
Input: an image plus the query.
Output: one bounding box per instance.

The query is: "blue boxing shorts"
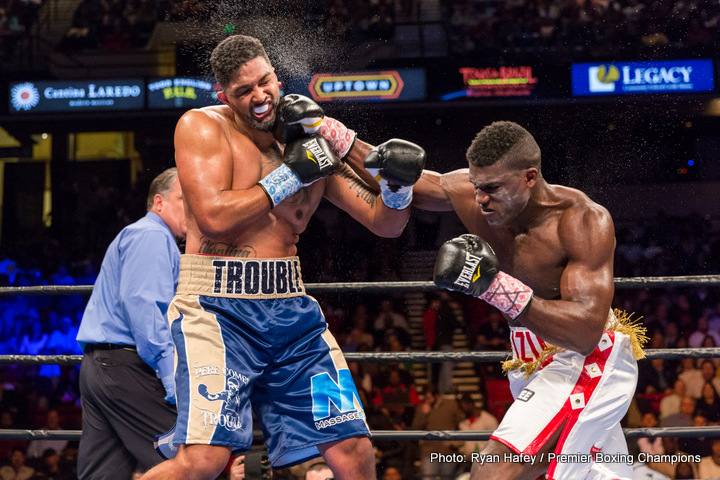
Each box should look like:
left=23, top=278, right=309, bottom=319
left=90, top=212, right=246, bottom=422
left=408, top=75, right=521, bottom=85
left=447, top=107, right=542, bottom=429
left=163, top=254, right=370, bottom=469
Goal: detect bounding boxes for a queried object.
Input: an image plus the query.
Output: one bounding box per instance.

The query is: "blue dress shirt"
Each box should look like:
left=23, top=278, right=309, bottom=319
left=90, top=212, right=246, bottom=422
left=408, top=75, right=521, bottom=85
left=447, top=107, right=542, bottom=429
left=77, top=212, right=180, bottom=381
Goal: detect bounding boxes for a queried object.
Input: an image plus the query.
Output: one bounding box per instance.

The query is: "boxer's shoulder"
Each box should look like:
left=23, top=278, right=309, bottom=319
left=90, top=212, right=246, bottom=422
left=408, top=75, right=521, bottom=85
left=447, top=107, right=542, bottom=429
left=552, top=186, right=615, bottom=253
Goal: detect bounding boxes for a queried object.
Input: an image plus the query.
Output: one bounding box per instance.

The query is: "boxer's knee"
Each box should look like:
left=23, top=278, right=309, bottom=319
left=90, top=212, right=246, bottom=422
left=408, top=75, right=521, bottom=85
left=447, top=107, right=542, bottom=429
left=470, top=440, right=546, bottom=480
left=148, top=444, right=230, bottom=480
left=319, top=436, right=376, bottom=480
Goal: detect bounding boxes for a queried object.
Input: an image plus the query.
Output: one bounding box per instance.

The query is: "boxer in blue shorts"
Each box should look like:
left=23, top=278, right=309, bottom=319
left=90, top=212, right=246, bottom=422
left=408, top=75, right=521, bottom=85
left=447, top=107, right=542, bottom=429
left=141, top=34, right=425, bottom=480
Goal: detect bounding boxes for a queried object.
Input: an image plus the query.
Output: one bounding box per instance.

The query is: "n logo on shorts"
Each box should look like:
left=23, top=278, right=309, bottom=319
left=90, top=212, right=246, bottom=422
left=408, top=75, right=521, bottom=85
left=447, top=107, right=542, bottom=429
left=311, top=368, right=361, bottom=421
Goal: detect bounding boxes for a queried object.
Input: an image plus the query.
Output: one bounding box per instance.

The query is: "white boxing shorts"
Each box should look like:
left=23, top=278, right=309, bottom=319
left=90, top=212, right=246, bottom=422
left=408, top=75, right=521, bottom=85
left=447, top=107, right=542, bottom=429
left=491, top=324, right=638, bottom=480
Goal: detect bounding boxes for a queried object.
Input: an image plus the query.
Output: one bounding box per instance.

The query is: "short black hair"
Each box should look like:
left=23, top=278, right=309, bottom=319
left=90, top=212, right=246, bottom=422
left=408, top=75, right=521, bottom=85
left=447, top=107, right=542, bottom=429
left=210, top=34, right=271, bottom=88
left=466, top=121, right=541, bottom=171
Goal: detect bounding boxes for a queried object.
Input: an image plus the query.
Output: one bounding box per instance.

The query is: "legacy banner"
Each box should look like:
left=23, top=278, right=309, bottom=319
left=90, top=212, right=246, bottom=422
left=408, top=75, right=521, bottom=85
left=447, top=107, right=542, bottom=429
left=572, top=59, right=715, bottom=96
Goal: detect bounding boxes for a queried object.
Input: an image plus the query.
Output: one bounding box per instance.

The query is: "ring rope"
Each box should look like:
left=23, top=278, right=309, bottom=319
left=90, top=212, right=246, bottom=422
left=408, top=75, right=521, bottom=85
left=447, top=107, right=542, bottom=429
left=1, top=274, right=719, bottom=296
left=5, top=348, right=720, bottom=366
left=3, top=426, right=719, bottom=442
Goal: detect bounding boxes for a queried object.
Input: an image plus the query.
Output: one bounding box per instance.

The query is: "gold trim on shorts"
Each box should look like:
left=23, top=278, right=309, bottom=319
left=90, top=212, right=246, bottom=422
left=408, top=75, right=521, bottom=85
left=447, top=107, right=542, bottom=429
left=502, top=309, right=648, bottom=379
left=177, top=254, right=305, bottom=299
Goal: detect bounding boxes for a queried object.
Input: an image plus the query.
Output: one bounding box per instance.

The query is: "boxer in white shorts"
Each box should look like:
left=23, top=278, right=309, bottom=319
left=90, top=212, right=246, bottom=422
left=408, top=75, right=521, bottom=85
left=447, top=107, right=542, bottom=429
left=411, top=121, right=647, bottom=479
left=492, top=318, right=640, bottom=479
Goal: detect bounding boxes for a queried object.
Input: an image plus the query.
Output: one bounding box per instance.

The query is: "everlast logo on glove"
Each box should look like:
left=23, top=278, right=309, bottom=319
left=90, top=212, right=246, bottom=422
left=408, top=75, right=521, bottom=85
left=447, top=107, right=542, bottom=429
left=454, top=252, right=483, bottom=289
left=302, top=138, right=334, bottom=170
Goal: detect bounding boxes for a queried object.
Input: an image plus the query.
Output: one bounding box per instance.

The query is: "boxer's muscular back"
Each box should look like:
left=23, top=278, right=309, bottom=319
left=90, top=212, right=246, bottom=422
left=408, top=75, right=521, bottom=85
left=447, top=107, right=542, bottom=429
left=176, top=105, right=324, bottom=259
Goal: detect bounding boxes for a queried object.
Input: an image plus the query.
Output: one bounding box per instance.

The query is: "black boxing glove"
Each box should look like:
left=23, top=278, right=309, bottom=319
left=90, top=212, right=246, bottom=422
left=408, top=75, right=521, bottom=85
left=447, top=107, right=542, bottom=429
left=364, top=139, right=426, bottom=210
left=433, top=234, right=534, bottom=319
left=273, top=94, right=356, bottom=160
left=272, top=94, right=325, bottom=144
left=258, top=135, right=339, bottom=208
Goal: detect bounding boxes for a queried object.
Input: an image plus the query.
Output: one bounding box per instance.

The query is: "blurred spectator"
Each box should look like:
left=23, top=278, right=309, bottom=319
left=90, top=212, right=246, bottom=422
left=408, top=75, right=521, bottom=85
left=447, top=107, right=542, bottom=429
left=637, top=412, right=663, bottom=455
left=680, top=414, right=712, bottom=458
left=367, top=404, right=407, bottom=476
left=19, top=319, right=47, bottom=356
left=637, top=358, right=675, bottom=395
left=674, top=461, right=697, bottom=479
left=647, top=436, right=699, bottom=479
left=422, top=294, right=439, bottom=351
left=379, top=367, right=420, bottom=408
left=46, top=318, right=81, bottom=356
left=457, top=393, right=498, bottom=461
left=700, top=360, right=720, bottom=394
left=381, top=466, right=402, bottom=480
left=324, top=0, right=349, bottom=38
left=678, top=358, right=704, bottom=399
left=27, top=410, right=68, bottom=459
left=430, top=292, right=461, bottom=395
left=368, top=2, right=395, bottom=41
left=688, top=315, right=720, bottom=349
left=0, top=446, right=34, bottom=480
left=29, top=448, right=74, bottom=480
left=472, top=310, right=509, bottom=380
left=659, top=379, right=686, bottom=421
left=698, top=438, right=720, bottom=479
left=695, top=382, right=720, bottom=425
left=373, top=299, right=410, bottom=349
left=304, top=462, right=333, bottom=480
left=0, top=411, right=28, bottom=465
left=662, top=396, right=695, bottom=428
left=410, top=385, right=464, bottom=480
left=631, top=461, right=671, bottom=479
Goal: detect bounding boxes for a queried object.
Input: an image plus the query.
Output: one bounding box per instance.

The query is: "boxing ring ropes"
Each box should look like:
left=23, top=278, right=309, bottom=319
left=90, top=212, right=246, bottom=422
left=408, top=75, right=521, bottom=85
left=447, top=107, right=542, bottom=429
left=1, top=274, right=720, bottom=445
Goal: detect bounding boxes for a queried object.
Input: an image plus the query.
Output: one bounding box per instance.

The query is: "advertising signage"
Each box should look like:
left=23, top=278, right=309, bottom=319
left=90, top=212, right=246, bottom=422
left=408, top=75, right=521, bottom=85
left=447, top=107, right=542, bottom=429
left=305, top=69, right=426, bottom=102
left=439, top=65, right=547, bottom=100
left=460, top=66, right=538, bottom=97
left=572, top=59, right=715, bottom=96
left=147, top=77, right=221, bottom=109
left=9, top=79, right=145, bottom=113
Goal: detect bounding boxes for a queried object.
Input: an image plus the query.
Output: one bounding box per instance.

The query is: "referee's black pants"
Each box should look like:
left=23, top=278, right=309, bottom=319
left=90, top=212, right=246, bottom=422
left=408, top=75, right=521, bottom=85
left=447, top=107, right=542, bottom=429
left=78, top=344, right=177, bottom=480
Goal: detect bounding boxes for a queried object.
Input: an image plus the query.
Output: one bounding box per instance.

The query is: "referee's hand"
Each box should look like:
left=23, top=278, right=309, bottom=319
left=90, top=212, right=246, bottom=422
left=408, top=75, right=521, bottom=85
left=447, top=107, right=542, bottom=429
left=229, top=455, right=245, bottom=480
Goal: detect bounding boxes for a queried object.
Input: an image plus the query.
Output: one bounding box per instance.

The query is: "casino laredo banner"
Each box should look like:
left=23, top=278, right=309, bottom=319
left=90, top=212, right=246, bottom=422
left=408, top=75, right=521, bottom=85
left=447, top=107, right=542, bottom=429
left=571, top=59, right=715, bottom=96
left=8, top=79, right=145, bottom=113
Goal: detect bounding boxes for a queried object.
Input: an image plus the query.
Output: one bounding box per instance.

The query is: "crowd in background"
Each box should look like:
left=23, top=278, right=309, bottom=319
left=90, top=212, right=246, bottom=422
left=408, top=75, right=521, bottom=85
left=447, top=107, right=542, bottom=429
left=42, top=0, right=720, bottom=60
left=443, top=0, right=720, bottom=60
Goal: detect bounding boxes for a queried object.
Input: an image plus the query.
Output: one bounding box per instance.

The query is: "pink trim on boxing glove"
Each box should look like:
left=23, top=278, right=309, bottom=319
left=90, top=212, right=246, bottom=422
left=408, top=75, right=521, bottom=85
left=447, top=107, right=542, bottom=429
left=479, top=271, right=534, bottom=319
left=319, top=117, right=356, bottom=159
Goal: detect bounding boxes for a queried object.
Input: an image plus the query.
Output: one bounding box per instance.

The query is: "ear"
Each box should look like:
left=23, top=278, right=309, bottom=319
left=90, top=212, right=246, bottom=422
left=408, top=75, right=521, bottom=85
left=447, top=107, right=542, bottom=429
left=153, top=193, right=164, bottom=212
left=217, top=91, right=229, bottom=105
left=525, top=168, right=539, bottom=187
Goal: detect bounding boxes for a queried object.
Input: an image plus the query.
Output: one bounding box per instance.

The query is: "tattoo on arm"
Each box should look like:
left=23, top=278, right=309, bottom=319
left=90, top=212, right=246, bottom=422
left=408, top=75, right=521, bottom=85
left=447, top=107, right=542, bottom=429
left=198, top=239, right=257, bottom=257
left=337, top=164, right=376, bottom=206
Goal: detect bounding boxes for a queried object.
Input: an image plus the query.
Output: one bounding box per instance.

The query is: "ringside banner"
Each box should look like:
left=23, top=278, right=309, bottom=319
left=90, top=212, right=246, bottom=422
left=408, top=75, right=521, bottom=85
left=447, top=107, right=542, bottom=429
left=303, top=69, right=426, bottom=102
left=147, top=77, right=221, bottom=109
left=572, top=60, right=715, bottom=96
left=9, top=79, right=145, bottom=113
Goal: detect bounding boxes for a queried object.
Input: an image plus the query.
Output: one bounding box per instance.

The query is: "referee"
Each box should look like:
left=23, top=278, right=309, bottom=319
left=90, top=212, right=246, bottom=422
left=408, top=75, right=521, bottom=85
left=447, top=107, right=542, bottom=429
left=76, top=167, right=186, bottom=479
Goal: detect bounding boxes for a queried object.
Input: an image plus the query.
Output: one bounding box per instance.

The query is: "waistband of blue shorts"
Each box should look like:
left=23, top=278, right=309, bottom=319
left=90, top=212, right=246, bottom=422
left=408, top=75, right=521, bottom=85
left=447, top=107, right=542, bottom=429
left=177, top=254, right=305, bottom=299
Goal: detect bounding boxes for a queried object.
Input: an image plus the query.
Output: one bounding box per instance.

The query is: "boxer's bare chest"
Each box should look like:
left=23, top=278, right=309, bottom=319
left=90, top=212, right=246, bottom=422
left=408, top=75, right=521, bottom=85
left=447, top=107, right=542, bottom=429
left=231, top=138, right=320, bottom=230
left=489, top=219, right=566, bottom=301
